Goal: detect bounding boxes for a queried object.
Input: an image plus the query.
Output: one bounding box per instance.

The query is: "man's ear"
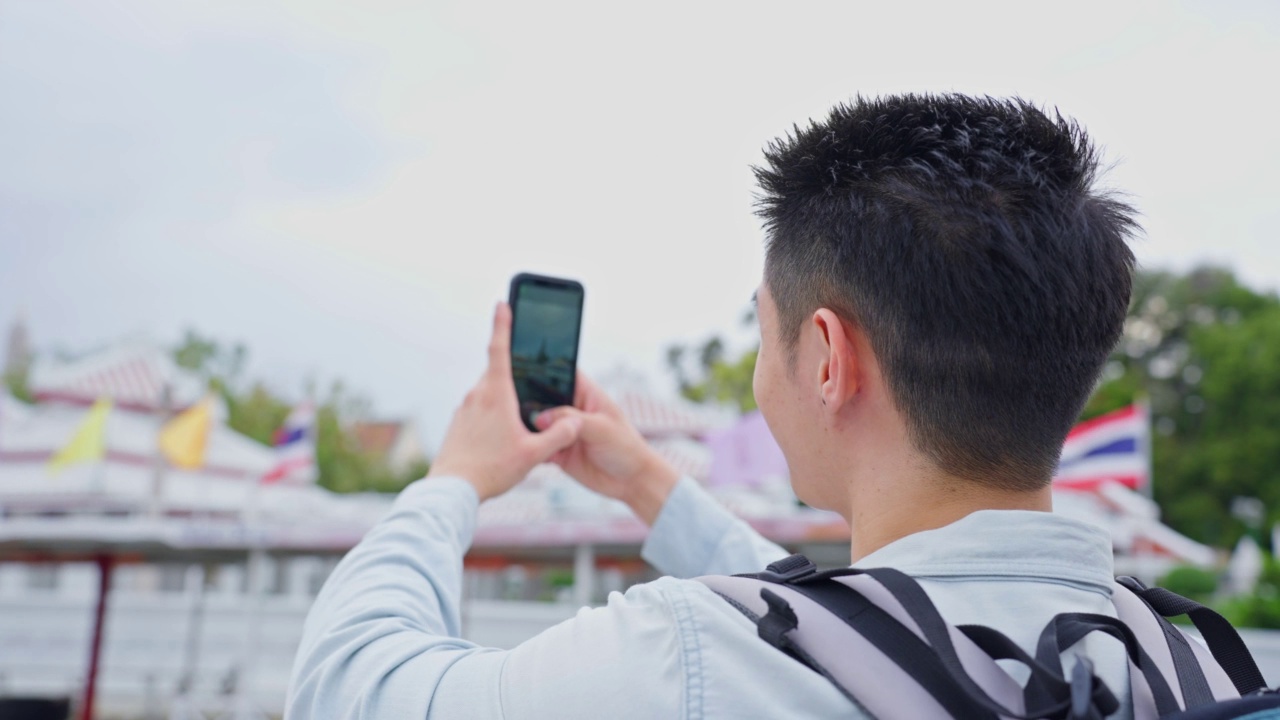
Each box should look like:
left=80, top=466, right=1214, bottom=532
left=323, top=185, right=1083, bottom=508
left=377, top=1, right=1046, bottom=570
left=812, top=308, right=861, bottom=412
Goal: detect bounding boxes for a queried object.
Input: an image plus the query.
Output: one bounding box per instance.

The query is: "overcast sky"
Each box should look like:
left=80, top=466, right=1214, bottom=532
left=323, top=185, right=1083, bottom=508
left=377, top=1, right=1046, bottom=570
left=2, top=0, right=1277, bottom=451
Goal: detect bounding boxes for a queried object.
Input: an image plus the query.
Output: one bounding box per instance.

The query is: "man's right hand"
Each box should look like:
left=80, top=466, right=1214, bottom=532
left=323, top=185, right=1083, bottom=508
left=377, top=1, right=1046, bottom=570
left=535, top=374, right=680, bottom=525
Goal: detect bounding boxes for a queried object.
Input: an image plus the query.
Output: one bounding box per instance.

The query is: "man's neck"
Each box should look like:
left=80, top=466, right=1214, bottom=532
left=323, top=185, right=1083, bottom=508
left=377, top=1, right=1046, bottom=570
left=844, top=465, right=1053, bottom=562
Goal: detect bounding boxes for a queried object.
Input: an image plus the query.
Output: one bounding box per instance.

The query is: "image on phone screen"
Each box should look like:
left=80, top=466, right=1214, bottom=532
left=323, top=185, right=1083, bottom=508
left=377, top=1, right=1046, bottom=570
left=509, top=275, right=583, bottom=432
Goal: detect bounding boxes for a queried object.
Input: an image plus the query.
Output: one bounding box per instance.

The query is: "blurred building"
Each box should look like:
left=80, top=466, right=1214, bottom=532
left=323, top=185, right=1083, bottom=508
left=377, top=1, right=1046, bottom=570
left=0, top=341, right=1223, bottom=717
left=350, top=419, right=427, bottom=474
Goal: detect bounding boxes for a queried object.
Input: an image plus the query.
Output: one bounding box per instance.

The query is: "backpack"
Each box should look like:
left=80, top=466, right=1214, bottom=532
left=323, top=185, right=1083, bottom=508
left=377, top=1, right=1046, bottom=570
left=696, top=554, right=1278, bottom=719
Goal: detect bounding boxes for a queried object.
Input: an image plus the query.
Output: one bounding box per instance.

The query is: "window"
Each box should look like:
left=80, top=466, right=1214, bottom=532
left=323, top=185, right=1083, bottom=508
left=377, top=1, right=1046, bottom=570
left=26, top=564, right=58, bottom=591
left=159, top=564, right=187, bottom=593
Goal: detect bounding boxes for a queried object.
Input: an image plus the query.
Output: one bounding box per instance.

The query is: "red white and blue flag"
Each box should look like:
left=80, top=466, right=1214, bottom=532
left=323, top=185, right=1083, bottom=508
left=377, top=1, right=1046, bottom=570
left=262, top=402, right=317, bottom=485
left=1053, top=403, right=1150, bottom=491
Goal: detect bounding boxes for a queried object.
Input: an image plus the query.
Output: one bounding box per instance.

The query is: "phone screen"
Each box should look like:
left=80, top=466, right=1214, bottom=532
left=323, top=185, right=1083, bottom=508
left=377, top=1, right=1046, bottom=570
left=509, top=275, right=584, bottom=431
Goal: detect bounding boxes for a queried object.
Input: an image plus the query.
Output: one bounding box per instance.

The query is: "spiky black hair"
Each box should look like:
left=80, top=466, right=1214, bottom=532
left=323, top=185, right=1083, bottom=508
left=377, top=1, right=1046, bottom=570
left=757, top=94, right=1137, bottom=491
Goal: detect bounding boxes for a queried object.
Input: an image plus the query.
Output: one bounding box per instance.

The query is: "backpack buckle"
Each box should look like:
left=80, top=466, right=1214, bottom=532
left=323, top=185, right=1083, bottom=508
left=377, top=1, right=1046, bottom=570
left=757, top=588, right=799, bottom=649
left=761, top=554, right=818, bottom=584
left=1070, top=655, right=1119, bottom=719
left=1116, top=576, right=1147, bottom=593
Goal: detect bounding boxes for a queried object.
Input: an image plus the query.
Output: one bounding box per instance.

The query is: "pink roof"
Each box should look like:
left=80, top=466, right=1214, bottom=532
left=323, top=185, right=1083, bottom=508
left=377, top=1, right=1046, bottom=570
left=649, top=437, right=713, bottom=481
left=612, top=389, right=722, bottom=438
left=29, top=341, right=205, bottom=412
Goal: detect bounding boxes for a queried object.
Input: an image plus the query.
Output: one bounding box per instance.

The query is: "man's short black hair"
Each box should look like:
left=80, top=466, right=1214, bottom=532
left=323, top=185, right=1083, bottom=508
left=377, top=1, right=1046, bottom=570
left=756, top=94, right=1136, bottom=492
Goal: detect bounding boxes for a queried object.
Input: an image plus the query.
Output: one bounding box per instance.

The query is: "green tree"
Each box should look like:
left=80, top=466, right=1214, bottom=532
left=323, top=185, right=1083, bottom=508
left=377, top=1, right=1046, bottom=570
left=1082, top=268, right=1280, bottom=547
left=1159, top=305, right=1280, bottom=546
left=668, top=337, right=759, bottom=413
left=174, top=329, right=246, bottom=384
left=312, top=382, right=425, bottom=494
left=667, top=309, right=760, bottom=414
left=3, top=364, right=33, bottom=403
left=219, top=382, right=291, bottom=446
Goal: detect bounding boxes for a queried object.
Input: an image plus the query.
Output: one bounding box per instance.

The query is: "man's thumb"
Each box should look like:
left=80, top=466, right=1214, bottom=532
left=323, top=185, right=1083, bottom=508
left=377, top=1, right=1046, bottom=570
left=530, top=413, right=583, bottom=459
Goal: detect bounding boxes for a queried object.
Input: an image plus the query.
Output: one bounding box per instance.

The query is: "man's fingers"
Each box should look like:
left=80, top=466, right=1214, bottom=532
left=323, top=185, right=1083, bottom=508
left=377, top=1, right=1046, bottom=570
left=548, top=447, right=572, bottom=467
left=487, top=302, right=513, bottom=377
left=534, top=406, right=578, bottom=429
left=526, top=414, right=583, bottom=462
left=536, top=406, right=605, bottom=441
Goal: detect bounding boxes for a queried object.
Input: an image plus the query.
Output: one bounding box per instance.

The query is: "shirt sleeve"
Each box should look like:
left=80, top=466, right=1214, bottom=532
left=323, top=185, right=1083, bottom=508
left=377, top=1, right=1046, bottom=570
left=286, top=476, right=687, bottom=720
left=287, top=476, right=493, bottom=719
left=641, top=475, right=790, bottom=578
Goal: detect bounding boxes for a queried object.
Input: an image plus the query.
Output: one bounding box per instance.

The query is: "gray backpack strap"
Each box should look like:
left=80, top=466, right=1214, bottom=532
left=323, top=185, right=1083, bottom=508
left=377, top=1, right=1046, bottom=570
left=698, top=555, right=1270, bottom=720
left=697, top=573, right=1026, bottom=719
left=697, top=555, right=1123, bottom=720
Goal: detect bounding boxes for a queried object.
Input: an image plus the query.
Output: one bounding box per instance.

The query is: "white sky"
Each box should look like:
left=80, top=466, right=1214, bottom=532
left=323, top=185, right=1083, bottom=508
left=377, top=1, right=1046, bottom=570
left=1, top=0, right=1277, bottom=451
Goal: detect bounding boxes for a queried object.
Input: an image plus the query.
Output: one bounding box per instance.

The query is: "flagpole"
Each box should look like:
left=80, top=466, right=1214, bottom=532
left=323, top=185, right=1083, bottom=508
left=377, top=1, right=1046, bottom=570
left=150, top=384, right=172, bottom=517
left=93, top=406, right=108, bottom=496
left=234, top=426, right=269, bottom=720
left=1137, top=394, right=1154, bottom=503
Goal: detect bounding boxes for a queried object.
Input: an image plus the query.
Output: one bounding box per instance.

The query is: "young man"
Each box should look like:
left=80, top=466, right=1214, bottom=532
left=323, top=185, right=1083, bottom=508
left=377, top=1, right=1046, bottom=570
left=287, top=94, right=1136, bottom=719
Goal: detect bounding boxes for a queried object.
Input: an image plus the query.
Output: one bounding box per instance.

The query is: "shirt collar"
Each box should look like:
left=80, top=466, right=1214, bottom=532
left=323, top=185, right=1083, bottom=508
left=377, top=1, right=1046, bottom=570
left=855, top=509, right=1115, bottom=596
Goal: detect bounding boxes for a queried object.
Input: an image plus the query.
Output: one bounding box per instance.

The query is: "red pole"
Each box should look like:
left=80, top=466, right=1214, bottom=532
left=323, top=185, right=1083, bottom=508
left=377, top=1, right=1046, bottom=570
left=81, top=555, right=113, bottom=720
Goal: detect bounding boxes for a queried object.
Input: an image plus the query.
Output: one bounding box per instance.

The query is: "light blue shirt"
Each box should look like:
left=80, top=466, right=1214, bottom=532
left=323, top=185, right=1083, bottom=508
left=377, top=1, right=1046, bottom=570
left=287, top=476, right=1129, bottom=719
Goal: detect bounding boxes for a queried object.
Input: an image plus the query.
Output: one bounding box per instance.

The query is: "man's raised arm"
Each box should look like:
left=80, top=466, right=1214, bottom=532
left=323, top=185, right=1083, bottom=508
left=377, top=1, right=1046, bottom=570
left=288, top=301, right=792, bottom=717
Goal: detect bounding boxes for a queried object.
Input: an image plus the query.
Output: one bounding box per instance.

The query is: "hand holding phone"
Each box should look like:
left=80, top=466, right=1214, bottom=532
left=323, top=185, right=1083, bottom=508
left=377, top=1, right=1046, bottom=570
left=427, top=302, right=583, bottom=501
left=535, top=374, right=680, bottom=526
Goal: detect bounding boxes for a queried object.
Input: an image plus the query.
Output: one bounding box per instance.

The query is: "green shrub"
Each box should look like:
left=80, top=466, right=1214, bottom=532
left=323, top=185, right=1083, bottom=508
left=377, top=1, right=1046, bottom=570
left=1159, top=565, right=1219, bottom=602
left=1218, top=594, right=1280, bottom=629
left=1207, top=553, right=1280, bottom=628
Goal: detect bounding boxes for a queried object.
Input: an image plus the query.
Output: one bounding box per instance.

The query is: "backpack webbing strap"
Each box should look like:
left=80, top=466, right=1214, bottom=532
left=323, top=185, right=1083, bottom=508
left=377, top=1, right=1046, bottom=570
left=742, top=558, right=1121, bottom=719
left=811, top=564, right=1121, bottom=718
left=833, top=569, right=1182, bottom=719
left=808, top=559, right=1256, bottom=709
left=1039, top=612, right=1182, bottom=716
left=772, top=575, right=1002, bottom=719
left=1118, top=576, right=1267, bottom=697
left=958, top=624, right=1118, bottom=719
left=707, top=588, right=872, bottom=713
left=1113, top=579, right=1217, bottom=709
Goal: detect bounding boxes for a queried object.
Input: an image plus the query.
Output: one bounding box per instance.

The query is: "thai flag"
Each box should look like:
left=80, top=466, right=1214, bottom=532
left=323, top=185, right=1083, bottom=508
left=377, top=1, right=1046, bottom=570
left=262, top=402, right=317, bottom=485
left=1053, top=404, right=1149, bottom=490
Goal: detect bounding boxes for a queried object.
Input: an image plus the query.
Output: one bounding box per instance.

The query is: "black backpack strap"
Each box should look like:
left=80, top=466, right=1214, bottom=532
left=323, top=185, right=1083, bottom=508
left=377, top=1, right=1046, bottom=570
left=1040, top=612, right=1184, bottom=716
left=709, top=585, right=871, bottom=712
left=1118, top=576, right=1268, bottom=696
left=1113, top=576, right=1216, bottom=709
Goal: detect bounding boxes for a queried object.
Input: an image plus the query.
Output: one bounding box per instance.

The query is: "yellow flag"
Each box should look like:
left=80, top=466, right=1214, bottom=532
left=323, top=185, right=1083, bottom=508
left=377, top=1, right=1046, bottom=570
left=48, top=397, right=113, bottom=473
left=160, top=397, right=213, bottom=469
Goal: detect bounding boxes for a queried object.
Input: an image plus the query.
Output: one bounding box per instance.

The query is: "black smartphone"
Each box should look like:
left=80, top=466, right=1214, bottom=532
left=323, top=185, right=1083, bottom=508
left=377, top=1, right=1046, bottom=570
left=508, top=273, right=585, bottom=432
